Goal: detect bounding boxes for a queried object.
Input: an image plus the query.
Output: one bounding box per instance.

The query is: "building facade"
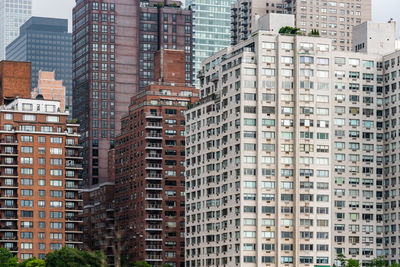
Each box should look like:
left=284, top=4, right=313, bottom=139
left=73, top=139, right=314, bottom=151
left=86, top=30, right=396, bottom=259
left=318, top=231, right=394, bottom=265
left=72, top=0, right=192, bottom=188
left=231, top=0, right=285, bottom=45
left=0, top=0, right=32, bottom=60
left=231, top=0, right=371, bottom=51
left=186, top=0, right=234, bottom=88
left=32, top=71, right=66, bottom=113
left=138, top=0, right=193, bottom=90
left=114, top=50, right=198, bottom=267
left=6, top=17, right=73, bottom=118
left=0, top=61, right=31, bottom=105
left=0, top=97, right=83, bottom=261
left=185, top=26, right=400, bottom=266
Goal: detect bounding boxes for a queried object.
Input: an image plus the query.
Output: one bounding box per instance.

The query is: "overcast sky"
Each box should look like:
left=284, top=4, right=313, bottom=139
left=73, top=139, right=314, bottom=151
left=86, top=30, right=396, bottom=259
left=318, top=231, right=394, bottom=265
left=33, top=0, right=400, bottom=35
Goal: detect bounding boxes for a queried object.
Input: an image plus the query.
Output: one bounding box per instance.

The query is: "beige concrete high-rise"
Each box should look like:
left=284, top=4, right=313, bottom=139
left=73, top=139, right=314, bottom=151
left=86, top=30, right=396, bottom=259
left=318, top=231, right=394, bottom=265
left=231, top=0, right=372, bottom=51
left=185, top=20, right=400, bottom=267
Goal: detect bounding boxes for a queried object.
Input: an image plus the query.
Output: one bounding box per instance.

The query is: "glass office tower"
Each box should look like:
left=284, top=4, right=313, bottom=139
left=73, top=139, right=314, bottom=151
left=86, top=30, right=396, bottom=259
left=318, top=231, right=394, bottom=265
left=6, top=17, right=73, bottom=117
left=0, top=0, right=32, bottom=60
left=186, top=0, right=234, bottom=88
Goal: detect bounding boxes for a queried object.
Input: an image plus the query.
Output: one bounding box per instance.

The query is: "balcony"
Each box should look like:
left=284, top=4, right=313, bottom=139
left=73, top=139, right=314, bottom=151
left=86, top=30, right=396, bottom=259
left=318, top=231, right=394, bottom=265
left=145, top=123, right=163, bottom=129
left=65, top=142, right=83, bottom=149
left=145, top=133, right=162, bottom=140
left=145, top=153, right=162, bottom=160
left=65, top=184, right=80, bottom=190
left=145, top=143, right=162, bottom=150
left=0, top=236, right=17, bottom=241
left=0, top=204, right=18, bottom=210
left=145, top=113, right=162, bottom=119
left=0, top=182, right=18, bottom=188
left=145, top=235, right=162, bottom=241
left=145, top=184, right=162, bottom=191
left=0, top=194, right=17, bottom=200
left=146, top=194, right=162, bottom=201
left=145, top=245, right=162, bottom=251
left=66, top=163, right=83, bottom=170
left=145, top=224, right=162, bottom=231
left=145, top=214, right=163, bottom=221
left=145, top=164, right=162, bottom=170
left=145, top=174, right=162, bottom=181
left=0, top=161, right=17, bottom=167
left=145, top=204, right=162, bottom=211
left=0, top=139, right=17, bottom=145
left=145, top=255, right=162, bottom=261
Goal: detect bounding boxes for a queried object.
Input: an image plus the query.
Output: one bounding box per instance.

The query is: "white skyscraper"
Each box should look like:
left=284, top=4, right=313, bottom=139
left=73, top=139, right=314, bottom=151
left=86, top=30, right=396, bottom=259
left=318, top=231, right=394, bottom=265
left=0, top=0, right=32, bottom=60
left=185, top=20, right=400, bottom=267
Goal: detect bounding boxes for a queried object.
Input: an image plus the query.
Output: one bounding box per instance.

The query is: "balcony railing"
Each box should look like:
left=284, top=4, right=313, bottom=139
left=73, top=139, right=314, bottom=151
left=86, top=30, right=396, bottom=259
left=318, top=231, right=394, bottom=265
left=146, top=123, right=162, bottom=128
left=146, top=164, right=162, bottom=169
left=146, top=143, right=162, bottom=149
left=145, top=184, right=162, bottom=189
left=146, top=153, right=162, bottom=159
left=145, top=214, right=162, bottom=220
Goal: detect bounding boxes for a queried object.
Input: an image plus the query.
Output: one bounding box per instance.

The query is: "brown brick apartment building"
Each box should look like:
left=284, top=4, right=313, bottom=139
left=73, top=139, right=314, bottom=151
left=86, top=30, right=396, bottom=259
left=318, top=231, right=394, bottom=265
left=0, top=96, right=83, bottom=260
left=72, top=0, right=192, bottom=188
left=113, top=50, right=197, bottom=267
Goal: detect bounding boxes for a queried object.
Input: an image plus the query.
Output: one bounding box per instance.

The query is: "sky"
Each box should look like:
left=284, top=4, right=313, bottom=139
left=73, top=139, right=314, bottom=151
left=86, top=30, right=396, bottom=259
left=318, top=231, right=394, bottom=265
left=33, top=0, right=400, bottom=34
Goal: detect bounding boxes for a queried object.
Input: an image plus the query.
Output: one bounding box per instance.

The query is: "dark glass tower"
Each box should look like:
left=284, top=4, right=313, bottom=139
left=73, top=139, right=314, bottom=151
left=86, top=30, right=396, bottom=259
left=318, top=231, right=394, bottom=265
left=6, top=17, right=73, bottom=116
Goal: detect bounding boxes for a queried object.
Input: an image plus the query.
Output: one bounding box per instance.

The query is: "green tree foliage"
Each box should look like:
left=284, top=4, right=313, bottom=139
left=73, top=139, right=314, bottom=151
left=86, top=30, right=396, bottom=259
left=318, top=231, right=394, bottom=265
left=19, top=258, right=45, bottom=267
left=45, top=246, right=106, bottom=267
left=133, top=261, right=151, bottom=267
left=279, top=26, right=300, bottom=35
left=346, top=259, right=360, bottom=267
left=389, top=263, right=400, bottom=267
left=0, top=248, right=18, bottom=266
left=368, top=257, right=387, bottom=267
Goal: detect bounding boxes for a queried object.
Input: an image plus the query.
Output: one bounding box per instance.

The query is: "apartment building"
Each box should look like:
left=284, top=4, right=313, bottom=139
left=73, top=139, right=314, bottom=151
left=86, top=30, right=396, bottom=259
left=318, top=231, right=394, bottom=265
left=231, top=0, right=371, bottom=51
left=0, top=97, right=83, bottom=261
left=114, top=50, right=198, bottom=267
left=73, top=0, right=192, bottom=188
left=185, top=22, right=400, bottom=266
left=231, top=0, right=285, bottom=45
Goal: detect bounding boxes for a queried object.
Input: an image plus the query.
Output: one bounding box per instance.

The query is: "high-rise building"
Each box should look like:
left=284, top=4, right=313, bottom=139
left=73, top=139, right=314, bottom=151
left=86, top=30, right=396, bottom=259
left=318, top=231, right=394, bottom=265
left=72, top=0, right=192, bottom=188
left=73, top=0, right=139, bottom=187
left=6, top=17, right=73, bottom=118
left=230, top=0, right=372, bottom=51
left=186, top=0, right=235, bottom=88
left=138, top=1, right=193, bottom=90
left=0, top=78, right=83, bottom=260
left=0, top=0, right=32, bottom=60
left=114, top=49, right=198, bottom=266
left=32, top=71, right=66, bottom=112
left=231, top=0, right=285, bottom=45
left=185, top=21, right=400, bottom=266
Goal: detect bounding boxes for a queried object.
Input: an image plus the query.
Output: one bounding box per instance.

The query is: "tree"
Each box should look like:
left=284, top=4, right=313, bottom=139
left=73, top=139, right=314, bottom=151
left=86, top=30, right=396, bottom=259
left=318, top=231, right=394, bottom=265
left=133, top=261, right=151, bottom=267
left=335, top=253, right=347, bottom=267
left=45, top=246, right=106, bottom=267
left=346, top=259, right=360, bottom=267
left=19, top=258, right=45, bottom=267
left=389, top=264, right=400, bottom=267
left=279, top=26, right=300, bottom=35
left=368, top=257, right=387, bottom=267
left=0, top=248, right=18, bottom=267
left=163, top=264, right=174, bottom=267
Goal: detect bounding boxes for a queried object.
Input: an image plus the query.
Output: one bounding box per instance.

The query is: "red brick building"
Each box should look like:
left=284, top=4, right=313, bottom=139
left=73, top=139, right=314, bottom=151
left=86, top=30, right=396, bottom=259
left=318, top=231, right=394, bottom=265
left=0, top=97, right=83, bottom=260
left=114, top=50, right=198, bottom=267
left=0, top=61, right=31, bottom=105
